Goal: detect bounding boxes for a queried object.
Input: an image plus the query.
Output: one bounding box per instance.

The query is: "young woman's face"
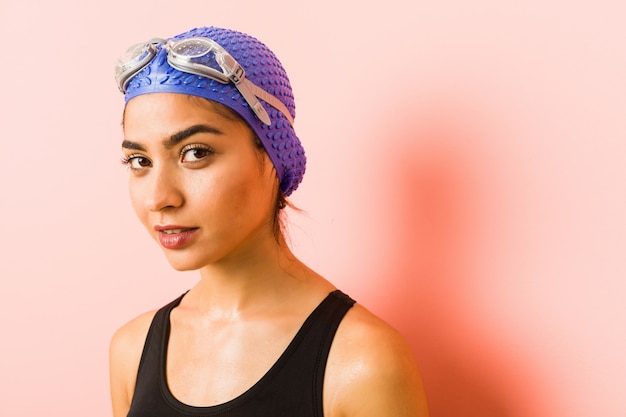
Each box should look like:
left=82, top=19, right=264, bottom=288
left=122, top=93, right=278, bottom=271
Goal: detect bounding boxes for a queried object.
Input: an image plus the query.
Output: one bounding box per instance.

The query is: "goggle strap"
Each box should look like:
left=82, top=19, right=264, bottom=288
left=245, top=81, right=295, bottom=127
left=168, top=55, right=292, bottom=126
left=235, top=80, right=272, bottom=125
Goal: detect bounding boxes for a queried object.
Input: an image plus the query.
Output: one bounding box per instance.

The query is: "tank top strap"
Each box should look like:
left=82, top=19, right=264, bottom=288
left=306, top=290, right=356, bottom=416
left=127, top=293, right=186, bottom=414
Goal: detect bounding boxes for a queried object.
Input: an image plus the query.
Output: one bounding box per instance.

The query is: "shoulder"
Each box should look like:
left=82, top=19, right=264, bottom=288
left=109, top=309, right=158, bottom=417
left=324, top=303, right=429, bottom=417
left=110, top=308, right=157, bottom=363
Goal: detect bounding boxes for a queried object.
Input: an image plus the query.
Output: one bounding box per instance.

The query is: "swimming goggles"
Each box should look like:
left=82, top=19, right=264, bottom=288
left=114, top=37, right=294, bottom=126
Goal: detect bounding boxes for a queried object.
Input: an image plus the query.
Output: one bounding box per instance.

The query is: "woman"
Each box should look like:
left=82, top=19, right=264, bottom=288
left=109, top=26, right=428, bottom=417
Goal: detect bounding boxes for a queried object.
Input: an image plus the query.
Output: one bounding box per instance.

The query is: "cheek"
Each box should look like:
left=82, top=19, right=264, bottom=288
left=206, top=172, right=256, bottom=217
left=213, top=163, right=276, bottom=223
left=128, top=179, right=149, bottom=225
left=239, top=159, right=277, bottom=202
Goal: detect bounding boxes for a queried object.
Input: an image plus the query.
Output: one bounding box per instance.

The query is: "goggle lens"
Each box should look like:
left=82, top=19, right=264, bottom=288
left=122, top=43, right=148, bottom=64
left=114, top=44, right=145, bottom=82
left=170, top=39, right=214, bottom=58
left=115, top=40, right=165, bottom=93
left=169, top=39, right=224, bottom=73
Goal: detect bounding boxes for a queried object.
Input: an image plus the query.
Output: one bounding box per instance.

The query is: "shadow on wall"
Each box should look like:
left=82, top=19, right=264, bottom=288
left=362, top=98, right=534, bottom=417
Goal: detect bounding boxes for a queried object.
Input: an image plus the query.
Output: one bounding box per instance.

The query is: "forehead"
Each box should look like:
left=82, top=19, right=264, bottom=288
left=121, top=93, right=261, bottom=155
left=124, top=93, right=242, bottom=123
left=123, top=93, right=249, bottom=136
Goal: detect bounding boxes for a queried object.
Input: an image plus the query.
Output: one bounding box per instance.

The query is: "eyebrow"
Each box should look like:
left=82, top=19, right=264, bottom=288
left=122, top=124, right=225, bottom=151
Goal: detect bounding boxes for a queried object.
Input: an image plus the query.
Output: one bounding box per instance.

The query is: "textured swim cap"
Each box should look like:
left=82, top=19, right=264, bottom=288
left=122, top=26, right=305, bottom=196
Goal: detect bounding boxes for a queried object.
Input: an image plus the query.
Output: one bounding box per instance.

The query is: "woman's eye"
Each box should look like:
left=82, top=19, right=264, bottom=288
left=181, top=146, right=213, bottom=163
left=122, top=155, right=151, bottom=170
left=132, top=157, right=151, bottom=169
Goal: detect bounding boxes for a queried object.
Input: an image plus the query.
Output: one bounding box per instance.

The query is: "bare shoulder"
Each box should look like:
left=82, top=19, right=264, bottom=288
left=324, top=303, right=429, bottom=417
left=111, top=309, right=157, bottom=351
left=109, top=309, right=158, bottom=417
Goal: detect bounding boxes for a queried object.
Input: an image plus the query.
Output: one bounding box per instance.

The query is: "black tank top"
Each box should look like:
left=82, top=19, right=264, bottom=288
left=127, top=290, right=355, bottom=417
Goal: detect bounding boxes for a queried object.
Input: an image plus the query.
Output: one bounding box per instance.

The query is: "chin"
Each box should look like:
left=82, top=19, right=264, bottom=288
left=161, top=251, right=206, bottom=272
left=167, top=262, right=198, bottom=272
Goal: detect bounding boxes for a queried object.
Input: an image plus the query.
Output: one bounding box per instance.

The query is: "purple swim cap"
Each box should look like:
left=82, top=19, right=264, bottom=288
left=121, top=26, right=305, bottom=196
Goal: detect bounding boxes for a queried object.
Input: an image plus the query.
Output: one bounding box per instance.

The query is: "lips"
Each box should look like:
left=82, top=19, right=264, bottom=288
left=154, top=226, right=198, bottom=249
left=161, top=229, right=188, bottom=235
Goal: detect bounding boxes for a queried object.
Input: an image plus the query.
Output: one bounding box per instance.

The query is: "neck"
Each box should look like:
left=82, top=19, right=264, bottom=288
left=185, top=234, right=312, bottom=316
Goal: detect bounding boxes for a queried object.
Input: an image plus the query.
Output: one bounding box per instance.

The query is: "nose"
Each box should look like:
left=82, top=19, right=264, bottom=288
left=143, top=164, right=184, bottom=212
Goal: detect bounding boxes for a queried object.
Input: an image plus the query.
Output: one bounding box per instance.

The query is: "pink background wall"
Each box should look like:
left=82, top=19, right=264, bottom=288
left=1, top=1, right=625, bottom=416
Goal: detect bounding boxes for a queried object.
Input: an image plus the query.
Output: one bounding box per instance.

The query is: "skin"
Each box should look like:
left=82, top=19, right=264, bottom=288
left=109, top=93, right=429, bottom=417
